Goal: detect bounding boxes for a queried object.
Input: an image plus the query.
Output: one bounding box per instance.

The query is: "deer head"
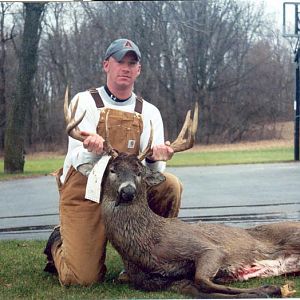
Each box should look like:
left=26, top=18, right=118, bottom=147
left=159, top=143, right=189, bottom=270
left=99, top=153, right=165, bottom=206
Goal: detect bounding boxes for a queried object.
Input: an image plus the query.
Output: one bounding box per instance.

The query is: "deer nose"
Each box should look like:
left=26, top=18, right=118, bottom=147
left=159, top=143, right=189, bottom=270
left=116, top=183, right=136, bottom=206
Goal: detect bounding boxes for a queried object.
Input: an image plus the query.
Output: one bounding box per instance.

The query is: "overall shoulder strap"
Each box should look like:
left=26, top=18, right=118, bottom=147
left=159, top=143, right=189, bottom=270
left=135, top=96, right=143, bottom=114
left=89, top=88, right=104, bottom=108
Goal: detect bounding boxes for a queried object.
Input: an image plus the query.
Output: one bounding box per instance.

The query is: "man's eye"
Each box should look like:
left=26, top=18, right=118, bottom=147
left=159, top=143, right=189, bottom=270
left=118, top=60, right=137, bottom=66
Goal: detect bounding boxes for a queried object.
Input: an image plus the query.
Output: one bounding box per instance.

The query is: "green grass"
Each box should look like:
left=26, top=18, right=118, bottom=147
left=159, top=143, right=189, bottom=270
left=169, top=147, right=294, bottom=167
left=0, top=156, right=64, bottom=180
left=0, top=241, right=181, bottom=299
left=0, top=240, right=299, bottom=299
left=0, top=146, right=294, bottom=180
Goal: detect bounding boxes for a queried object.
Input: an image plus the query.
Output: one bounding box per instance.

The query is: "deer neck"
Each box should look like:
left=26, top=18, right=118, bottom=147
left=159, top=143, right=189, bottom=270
left=102, top=191, right=164, bottom=264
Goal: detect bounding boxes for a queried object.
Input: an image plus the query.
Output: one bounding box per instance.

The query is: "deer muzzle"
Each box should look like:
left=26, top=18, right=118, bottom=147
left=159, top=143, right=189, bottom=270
left=116, top=182, right=137, bottom=206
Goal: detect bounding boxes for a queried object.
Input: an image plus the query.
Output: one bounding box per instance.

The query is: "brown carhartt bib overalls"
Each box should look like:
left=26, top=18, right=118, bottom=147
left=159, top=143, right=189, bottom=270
left=52, top=89, right=182, bottom=286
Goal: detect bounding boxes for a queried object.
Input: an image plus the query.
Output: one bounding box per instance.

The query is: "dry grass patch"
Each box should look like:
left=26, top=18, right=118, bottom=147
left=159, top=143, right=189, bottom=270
left=190, top=139, right=293, bottom=153
left=189, top=120, right=294, bottom=153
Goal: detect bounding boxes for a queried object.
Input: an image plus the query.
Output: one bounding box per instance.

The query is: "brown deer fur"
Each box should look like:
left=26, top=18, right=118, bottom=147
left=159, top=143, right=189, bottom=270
left=101, top=153, right=299, bottom=298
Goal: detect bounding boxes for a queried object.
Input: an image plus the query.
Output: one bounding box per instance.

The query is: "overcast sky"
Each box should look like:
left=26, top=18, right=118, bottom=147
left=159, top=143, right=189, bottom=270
left=248, top=0, right=299, bottom=35
left=249, top=0, right=284, bottom=20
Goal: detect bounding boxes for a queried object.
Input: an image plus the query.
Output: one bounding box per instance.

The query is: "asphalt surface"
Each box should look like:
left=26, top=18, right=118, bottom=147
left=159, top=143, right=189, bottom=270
left=0, top=162, right=299, bottom=240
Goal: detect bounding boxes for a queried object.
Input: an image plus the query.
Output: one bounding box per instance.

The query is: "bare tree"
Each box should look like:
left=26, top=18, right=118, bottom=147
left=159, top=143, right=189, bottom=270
left=0, top=3, right=16, bottom=151
left=4, top=3, right=46, bottom=173
left=13, top=1, right=294, bottom=151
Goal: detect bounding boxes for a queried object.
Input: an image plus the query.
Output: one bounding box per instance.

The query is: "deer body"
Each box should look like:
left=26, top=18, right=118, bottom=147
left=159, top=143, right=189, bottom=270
left=101, top=154, right=299, bottom=298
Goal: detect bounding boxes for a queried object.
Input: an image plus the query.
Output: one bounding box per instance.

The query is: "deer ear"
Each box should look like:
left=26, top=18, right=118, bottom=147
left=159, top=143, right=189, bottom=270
left=143, top=168, right=166, bottom=187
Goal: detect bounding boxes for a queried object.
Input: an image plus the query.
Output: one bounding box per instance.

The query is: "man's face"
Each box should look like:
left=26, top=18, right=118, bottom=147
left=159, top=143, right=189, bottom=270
left=103, top=52, right=141, bottom=90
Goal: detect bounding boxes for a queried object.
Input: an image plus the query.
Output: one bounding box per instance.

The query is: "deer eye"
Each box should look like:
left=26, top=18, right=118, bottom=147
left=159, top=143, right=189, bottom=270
left=109, top=167, right=116, bottom=174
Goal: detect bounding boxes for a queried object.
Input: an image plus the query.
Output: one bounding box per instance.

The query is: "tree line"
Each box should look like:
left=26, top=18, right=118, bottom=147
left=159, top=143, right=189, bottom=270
left=0, top=1, right=295, bottom=173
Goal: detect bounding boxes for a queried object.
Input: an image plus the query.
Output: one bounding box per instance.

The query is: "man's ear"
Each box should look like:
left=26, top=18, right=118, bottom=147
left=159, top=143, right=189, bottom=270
left=103, top=59, right=109, bottom=72
left=143, top=167, right=166, bottom=187
left=137, top=63, right=141, bottom=77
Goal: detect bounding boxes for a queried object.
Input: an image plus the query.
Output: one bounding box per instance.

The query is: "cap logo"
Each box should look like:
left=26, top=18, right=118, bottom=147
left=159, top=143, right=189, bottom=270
left=124, top=40, right=132, bottom=48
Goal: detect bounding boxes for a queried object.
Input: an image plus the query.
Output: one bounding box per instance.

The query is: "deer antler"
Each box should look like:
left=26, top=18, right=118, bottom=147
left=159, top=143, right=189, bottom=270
left=137, top=121, right=153, bottom=161
left=138, top=102, right=198, bottom=162
left=64, top=86, right=87, bottom=142
left=170, top=102, right=198, bottom=153
left=64, top=86, right=118, bottom=158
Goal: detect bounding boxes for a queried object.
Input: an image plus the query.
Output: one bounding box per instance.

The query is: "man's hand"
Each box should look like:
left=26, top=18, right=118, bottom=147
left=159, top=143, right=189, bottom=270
left=147, top=141, right=174, bottom=162
left=81, top=131, right=105, bottom=155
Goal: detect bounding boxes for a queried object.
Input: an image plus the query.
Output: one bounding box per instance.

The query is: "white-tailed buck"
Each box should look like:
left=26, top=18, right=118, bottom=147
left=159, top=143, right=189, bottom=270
left=65, top=90, right=299, bottom=298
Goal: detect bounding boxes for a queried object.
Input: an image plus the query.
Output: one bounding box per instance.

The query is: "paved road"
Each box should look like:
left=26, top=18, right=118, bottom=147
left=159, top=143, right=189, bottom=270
left=0, top=162, right=299, bottom=240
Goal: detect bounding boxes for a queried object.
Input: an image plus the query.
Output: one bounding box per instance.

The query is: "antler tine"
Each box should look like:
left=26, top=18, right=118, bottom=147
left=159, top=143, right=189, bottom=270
left=188, top=102, right=199, bottom=147
left=170, top=102, right=198, bottom=153
left=174, top=109, right=191, bottom=144
left=70, top=95, right=79, bottom=120
left=192, top=102, right=199, bottom=135
left=64, top=86, right=87, bottom=142
left=64, top=86, right=70, bottom=124
left=103, top=110, right=118, bottom=158
left=138, top=121, right=153, bottom=161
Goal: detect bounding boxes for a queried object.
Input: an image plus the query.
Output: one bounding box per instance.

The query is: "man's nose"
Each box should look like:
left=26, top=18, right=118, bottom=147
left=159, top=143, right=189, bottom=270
left=121, top=63, right=131, bottom=71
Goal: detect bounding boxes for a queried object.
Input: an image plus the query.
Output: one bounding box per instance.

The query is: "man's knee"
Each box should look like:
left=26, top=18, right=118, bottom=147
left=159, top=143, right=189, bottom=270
left=164, top=173, right=182, bottom=217
left=164, top=172, right=183, bottom=196
left=59, top=264, right=106, bottom=286
left=53, top=242, right=107, bottom=286
left=147, top=172, right=182, bottom=218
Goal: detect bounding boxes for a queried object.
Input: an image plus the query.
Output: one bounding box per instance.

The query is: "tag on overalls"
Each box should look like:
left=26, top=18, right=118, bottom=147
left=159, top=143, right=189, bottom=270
left=85, top=155, right=111, bottom=203
left=128, top=139, right=136, bottom=149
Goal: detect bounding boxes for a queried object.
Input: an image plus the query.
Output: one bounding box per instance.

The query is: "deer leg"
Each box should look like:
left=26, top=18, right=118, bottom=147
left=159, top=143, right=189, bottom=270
left=196, top=277, right=281, bottom=298
left=122, top=259, right=262, bottom=298
left=121, top=261, right=174, bottom=292
left=170, top=279, right=274, bottom=299
left=194, top=249, right=282, bottom=298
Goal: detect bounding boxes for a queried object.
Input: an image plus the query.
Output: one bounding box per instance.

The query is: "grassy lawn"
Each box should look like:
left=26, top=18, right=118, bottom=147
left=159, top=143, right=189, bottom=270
left=170, top=146, right=294, bottom=167
left=0, top=240, right=299, bottom=299
left=0, top=241, right=181, bottom=299
left=0, top=155, right=65, bottom=180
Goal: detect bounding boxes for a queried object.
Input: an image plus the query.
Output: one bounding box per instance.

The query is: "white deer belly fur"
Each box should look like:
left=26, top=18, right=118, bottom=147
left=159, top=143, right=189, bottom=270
left=227, top=255, right=300, bottom=281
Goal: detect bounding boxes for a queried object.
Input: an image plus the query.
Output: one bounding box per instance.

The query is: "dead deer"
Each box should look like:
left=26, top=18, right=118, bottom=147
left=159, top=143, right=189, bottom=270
left=65, top=89, right=299, bottom=298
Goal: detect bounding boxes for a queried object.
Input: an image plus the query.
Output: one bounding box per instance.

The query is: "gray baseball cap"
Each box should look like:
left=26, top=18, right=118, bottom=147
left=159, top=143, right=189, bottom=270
left=104, top=38, right=141, bottom=62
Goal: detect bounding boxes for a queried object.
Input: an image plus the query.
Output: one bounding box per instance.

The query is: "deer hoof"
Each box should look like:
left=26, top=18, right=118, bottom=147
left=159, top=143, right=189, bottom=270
left=116, top=270, right=130, bottom=284
left=280, top=283, right=296, bottom=297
